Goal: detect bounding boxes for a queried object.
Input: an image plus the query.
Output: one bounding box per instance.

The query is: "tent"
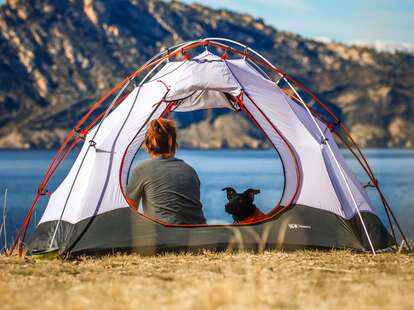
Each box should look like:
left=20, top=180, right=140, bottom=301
left=11, top=38, right=410, bottom=257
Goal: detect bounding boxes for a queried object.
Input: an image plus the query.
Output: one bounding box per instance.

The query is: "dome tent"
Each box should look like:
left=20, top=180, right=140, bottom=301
left=11, top=38, right=409, bottom=257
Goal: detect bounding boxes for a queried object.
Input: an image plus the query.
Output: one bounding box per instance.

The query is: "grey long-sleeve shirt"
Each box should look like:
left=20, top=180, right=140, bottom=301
left=126, top=157, right=206, bottom=224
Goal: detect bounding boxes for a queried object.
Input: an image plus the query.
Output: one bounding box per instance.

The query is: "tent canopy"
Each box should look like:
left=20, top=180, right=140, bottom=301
left=39, top=50, right=374, bottom=227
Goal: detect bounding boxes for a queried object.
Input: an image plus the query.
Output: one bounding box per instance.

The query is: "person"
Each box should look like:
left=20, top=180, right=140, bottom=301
left=126, top=118, right=206, bottom=224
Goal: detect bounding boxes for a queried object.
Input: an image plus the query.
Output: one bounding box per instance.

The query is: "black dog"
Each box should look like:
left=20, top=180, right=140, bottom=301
left=222, top=187, right=266, bottom=224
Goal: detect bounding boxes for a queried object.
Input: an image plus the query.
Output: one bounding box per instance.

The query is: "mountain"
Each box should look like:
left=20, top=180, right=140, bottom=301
left=0, top=0, right=414, bottom=149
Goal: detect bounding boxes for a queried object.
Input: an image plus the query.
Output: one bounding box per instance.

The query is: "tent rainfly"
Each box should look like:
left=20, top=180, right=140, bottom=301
left=10, top=38, right=410, bottom=257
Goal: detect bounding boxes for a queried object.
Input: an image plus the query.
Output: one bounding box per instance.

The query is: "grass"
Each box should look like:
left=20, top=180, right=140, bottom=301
left=0, top=250, right=413, bottom=309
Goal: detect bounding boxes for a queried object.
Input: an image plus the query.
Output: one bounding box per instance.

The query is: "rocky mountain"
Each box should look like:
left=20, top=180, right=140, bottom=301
left=0, top=0, right=413, bottom=149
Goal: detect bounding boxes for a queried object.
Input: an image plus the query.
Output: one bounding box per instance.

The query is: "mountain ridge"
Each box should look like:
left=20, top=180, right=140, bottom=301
left=0, top=0, right=413, bottom=148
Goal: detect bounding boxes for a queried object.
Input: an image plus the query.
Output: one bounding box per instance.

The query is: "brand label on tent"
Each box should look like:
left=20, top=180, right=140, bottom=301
left=288, top=223, right=312, bottom=230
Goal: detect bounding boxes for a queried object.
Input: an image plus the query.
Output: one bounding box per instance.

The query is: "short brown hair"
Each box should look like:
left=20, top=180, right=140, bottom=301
left=144, top=118, right=177, bottom=157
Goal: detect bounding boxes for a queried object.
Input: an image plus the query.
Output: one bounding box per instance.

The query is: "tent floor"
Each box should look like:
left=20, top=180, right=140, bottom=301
left=28, top=205, right=394, bottom=257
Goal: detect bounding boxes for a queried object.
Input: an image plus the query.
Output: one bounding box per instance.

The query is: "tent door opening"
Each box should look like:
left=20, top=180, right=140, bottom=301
left=123, top=93, right=288, bottom=226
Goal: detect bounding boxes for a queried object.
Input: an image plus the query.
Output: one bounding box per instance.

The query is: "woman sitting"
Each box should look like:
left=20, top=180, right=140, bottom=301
left=126, top=118, right=206, bottom=224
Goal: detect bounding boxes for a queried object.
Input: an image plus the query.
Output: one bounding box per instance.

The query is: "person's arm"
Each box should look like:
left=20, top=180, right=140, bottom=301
left=126, top=166, right=144, bottom=211
left=194, top=169, right=201, bottom=193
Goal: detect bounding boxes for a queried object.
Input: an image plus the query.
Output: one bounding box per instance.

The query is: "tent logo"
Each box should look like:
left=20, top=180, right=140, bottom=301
left=288, top=223, right=312, bottom=230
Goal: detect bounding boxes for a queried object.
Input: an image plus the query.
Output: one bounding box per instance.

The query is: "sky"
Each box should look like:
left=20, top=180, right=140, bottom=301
left=1, top=0, right=413, bottom=50
left=181, top=0, right=414, bottom=50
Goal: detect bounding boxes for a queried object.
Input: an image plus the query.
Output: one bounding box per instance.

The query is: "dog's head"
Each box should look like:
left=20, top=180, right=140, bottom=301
left=222, top=187, right=260, bottom=221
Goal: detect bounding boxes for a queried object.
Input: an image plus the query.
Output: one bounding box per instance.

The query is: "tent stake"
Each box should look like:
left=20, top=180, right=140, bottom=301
left=381, top=195, right=412, bottom=251
left=397, top=240, right=405, bottom=254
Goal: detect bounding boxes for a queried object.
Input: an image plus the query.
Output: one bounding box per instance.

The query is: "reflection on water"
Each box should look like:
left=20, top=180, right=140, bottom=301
left=0, top=149, right=413, bottom=248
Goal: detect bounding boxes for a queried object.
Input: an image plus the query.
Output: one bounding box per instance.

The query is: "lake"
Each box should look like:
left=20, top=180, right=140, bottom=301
left=0, top=149, right=413, bottom=249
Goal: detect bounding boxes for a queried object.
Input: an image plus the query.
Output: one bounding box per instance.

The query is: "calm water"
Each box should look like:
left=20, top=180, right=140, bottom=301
left=0, top=149, right=413, bottom=248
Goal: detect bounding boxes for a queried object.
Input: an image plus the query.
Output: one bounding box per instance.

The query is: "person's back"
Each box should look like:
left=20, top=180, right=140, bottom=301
left=126, top=118, right=206, bottom=224
left=127, top=157, right=205, bottom=224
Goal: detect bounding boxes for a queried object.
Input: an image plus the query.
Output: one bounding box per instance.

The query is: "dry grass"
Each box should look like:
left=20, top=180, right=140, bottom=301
left=0, top=250, right=413, bottom=310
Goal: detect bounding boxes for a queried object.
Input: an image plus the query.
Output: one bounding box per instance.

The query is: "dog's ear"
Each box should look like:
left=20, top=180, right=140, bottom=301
left=245, top=188, right=260, bottom=199
left=222, top=187, right=236, bottom=200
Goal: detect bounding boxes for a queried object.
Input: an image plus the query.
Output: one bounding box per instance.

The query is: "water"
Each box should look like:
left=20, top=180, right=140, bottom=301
left=0, top=149, right=413, bottom=249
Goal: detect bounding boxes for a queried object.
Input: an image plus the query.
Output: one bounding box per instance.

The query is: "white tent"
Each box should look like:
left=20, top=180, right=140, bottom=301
left=17, top=39, right=402, bottom=257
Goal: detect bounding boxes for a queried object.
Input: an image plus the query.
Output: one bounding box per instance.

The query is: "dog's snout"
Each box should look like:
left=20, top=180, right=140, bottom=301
left=224, top=202, right=235, bottom=214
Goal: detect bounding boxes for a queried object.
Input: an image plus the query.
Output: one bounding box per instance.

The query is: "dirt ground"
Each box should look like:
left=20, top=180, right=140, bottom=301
left=0, top=250, right=413, bottom=310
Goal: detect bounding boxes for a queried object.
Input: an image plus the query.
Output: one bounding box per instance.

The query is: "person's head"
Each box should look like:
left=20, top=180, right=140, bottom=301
left=144, top=118, right=177, bottom=158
